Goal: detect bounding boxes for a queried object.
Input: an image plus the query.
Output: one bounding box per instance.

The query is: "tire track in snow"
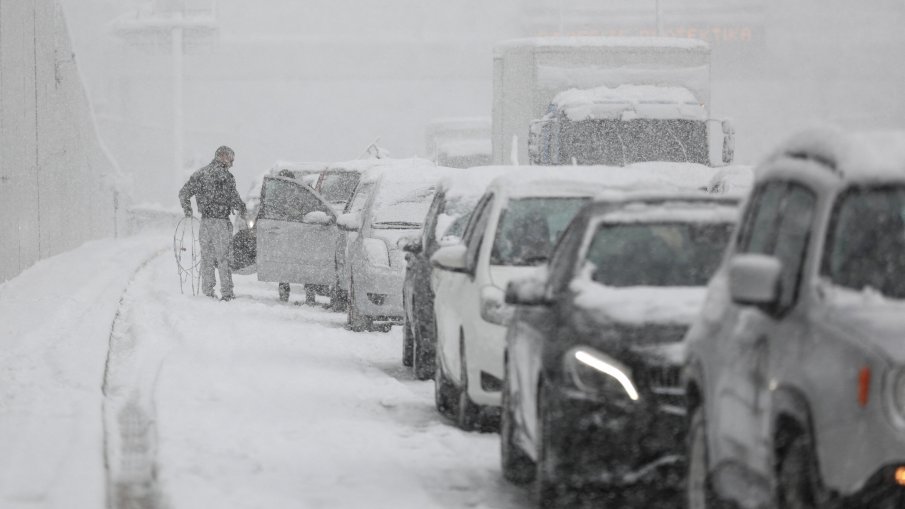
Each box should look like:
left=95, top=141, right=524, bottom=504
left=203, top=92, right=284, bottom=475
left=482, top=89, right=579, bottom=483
left=102, top=250, right=177, bottom=509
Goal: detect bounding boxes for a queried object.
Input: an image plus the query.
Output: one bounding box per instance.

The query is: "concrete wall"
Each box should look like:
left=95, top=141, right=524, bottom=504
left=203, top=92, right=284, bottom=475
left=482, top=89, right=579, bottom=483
left=0, top=0, right=121, bottom=283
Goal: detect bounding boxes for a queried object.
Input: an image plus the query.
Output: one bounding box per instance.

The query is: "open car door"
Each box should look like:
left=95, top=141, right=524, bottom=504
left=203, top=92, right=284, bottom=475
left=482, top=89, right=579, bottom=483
left=256, top=176, right=340, bottom=287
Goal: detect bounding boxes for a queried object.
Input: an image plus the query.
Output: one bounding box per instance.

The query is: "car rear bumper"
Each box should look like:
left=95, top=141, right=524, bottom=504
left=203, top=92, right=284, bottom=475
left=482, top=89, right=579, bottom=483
left=353, top=265, right=405, bottom=320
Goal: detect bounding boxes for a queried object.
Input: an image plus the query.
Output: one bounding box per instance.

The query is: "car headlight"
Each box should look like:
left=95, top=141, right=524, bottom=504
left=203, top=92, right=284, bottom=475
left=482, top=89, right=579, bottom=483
left=480, top=286, right=513, bottom=325
left=363, top=238, right=390, bottom=268
left=564, top=347, right=640, bottom=402
left=247, top=219, right=255, bottom=228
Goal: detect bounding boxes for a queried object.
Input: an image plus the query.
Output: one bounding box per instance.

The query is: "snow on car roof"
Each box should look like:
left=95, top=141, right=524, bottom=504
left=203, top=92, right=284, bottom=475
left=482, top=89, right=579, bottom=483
left=494, top=36, right=710, bottom=56
left=707, top=165, right=755, bottom=195
left=551, top=85, right=707, bottom=122
left=439, top=167, right=519, bottom=200
left=269, top=161, right=328, bottom=173
left=595, top=198, right=740, bottom=224
left=483, top=164, right=720, bottom=198
left=437, top=139, right=492, bottom=158
left=765, top=127, right=905, bottom=182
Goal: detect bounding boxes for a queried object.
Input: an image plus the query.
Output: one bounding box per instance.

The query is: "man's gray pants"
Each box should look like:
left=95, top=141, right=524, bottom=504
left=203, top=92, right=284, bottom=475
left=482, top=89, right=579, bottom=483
left=200, top=218, right=234, bottom=298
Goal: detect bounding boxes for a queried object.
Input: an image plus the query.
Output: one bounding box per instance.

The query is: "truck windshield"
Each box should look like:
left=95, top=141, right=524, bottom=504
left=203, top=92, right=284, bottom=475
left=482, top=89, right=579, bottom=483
left=586, top=222, right=733, bottom=287
left=824, top=186, right=905, bottom=299
left=544, top=118, right=708, bottom=166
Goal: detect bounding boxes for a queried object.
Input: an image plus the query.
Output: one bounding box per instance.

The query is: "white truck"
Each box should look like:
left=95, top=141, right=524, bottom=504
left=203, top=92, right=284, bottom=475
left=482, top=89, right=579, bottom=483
left=491, top=37, right=734, bottom=167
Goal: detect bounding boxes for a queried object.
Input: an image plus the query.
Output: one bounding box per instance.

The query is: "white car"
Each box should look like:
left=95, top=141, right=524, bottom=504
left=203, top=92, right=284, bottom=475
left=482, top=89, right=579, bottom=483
left=430, top=164, right=721, bottom=430
left=337, top=163, right=454, bottom=331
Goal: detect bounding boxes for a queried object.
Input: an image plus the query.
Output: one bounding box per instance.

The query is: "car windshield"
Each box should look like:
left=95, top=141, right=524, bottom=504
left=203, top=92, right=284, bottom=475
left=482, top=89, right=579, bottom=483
left=541, top=118, right=708, bottom=166
left=261, top=178, right=330, bottom=222
left=435, top=195, right=479, bottom=238
left=319, top=172, right=360, bottom=204
left=586, top=222, right=733, bottom=287
left=824, top=186, right=905, bottom=298
left=491, top=197, right=590, bottom=266
left=371, top=183, right=437, bottom=229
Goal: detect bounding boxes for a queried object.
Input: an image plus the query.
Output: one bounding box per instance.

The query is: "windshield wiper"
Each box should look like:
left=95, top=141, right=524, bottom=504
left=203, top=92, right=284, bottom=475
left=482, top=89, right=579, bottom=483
left=373, top=221, right=421, bottom=229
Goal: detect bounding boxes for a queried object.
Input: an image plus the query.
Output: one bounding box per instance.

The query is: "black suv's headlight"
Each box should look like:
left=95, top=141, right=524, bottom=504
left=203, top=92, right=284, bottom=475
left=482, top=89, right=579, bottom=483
left=563, top=347, right=640, bottom=402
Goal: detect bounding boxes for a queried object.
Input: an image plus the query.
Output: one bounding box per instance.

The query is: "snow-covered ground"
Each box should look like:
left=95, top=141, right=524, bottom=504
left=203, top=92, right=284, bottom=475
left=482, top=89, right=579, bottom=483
left=0, top=233, right=532, bottom=509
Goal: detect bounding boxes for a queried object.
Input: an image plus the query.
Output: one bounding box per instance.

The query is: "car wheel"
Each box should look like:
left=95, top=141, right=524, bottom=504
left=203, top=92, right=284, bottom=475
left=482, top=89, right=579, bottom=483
left=278, top=282, right=290, bottom=302
left=402, top=319, right=414, bottom=367
left=331, top=263, right=348, bottom=312
left=347, top=283, right=371, bottom=332
left=501, top=355, right=535, bottom=485
left=776, top=431, right=826, bottom=509
left=457, top=338, right=483, bottom=432
left=412, top=322, right=435, bottom=381
left=304, top=284, right=317, bottom=305
left=535, top=381, right=577, bottom=509
left=434, top=352, right=458, bottom=419
left=688, top=405, right=726, bottom=509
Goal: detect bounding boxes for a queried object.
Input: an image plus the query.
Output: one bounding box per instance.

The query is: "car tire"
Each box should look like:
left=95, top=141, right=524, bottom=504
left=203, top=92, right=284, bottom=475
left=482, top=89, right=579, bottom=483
left=776, top=431, right=826, bottom=509
left=304, top=284, right=317, bottom=305
left=688, top=405, right=727, bottom=509
left=412, top=323, right=435, bottom=381
left=347, top=282, right=371, bottom=332
left=457, top=338, right=483, bottom=432
left=278, top=282, right=290, bottom=302
left=535, top=381, right=577, bottom=509
left=402, top=320, right=414, bottom=367
left=434, top=353, right=458, bottom=419
left=501, top=355, right=535, bottom=485
left=331, top=263, right=349, bottom=312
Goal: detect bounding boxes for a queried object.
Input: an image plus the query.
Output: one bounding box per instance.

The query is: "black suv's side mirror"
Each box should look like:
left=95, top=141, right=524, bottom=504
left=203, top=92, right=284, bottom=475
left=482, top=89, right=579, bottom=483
left=402, top=238, right=423, bottom=254
left=505, top=276, right=550, bottom=306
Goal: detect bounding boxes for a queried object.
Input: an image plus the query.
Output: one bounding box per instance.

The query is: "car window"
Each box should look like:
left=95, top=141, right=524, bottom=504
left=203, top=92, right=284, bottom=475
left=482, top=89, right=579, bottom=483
left=345, top=181, right=375, bottom=214
left=823, top=185, right=905, bottom=299
left=738, top=182, right=786, bottom=254
left=772, top=184, right=817, bottom=308
left=463, top=195, right=495, bottom=273
left=260, top=178, right=330, bottom=222
left=490, top=197, right=590, bottom=266
left=319, top=172, right=360, bottom=204
left=586, top=222, right=734, bottom=287
left=421, top=192, right=445, bottom=249
left=545, top=217, right=586, bottom=296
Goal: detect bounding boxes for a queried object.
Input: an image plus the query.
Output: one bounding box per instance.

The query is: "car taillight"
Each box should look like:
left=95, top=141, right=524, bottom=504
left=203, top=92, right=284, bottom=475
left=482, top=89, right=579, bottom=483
left=859, top=366, right=871, bottom=408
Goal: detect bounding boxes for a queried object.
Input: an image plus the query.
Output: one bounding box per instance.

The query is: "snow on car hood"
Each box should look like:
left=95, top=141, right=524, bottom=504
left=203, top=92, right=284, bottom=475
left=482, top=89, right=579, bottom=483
left=571, top=278, right=708, bottom=326
left=824, top=284, right=905, bottom=359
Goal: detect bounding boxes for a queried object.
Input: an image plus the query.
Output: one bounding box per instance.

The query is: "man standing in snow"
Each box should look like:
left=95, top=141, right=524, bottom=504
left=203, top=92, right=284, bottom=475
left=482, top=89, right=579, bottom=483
left=179, top=146, right=247, bottom=301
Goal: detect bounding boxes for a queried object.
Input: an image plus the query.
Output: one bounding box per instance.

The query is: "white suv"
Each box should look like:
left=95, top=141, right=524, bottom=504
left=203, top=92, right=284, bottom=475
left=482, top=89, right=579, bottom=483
left=685, top=128, right=905, bottom=509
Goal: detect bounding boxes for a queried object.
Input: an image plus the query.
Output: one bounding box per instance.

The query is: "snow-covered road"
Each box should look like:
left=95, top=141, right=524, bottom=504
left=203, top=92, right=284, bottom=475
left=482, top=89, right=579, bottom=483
left=102, top=248, right=531, bottom=509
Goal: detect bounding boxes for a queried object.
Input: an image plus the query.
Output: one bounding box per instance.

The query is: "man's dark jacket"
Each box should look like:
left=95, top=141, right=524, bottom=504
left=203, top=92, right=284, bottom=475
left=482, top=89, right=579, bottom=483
left=179, top=160, right=247, bottom=219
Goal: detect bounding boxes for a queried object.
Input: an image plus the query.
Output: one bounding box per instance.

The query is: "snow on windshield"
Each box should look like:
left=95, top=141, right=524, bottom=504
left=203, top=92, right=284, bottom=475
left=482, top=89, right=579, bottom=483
left=491, top=197, right=590, bottom=266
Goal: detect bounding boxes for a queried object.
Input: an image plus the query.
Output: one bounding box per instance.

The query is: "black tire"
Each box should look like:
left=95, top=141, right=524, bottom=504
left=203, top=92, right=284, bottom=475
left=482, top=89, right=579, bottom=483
left=412, top=323, right=435, bottom=381
left=347, top=283, right=370, bottom=332
left=434, top=354, right=458, bottom=419
left=304, top=285, right=317, bottom=305
left=457, top=339, right=482, bottom=432
left=402, top=319, right=414, bottom=367
left=331, top=262, right=349, bottom=312
left=776, top=432, right=826, bottom=509
left=278, top=282, right=290, bottom=302
left=688, top=405, right=727, bottom=509
left=501, top=355, right=535, bottom=485
left=535, top=381, right=577, bottom=509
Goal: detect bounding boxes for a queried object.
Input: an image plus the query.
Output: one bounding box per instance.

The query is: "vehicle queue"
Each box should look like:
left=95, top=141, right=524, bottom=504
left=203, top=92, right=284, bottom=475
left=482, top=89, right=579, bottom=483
left=234, top=127, right=905, bottom=509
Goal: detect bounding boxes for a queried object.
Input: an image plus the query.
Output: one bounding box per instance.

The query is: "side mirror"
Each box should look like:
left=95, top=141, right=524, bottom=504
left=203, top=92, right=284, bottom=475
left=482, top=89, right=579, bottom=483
left=337, top=213, right=362, bottom=232
left=302, top=211, right=335, bottom=226
left=431, top=244, right=468, bottom=272
left=708, top=118, right=735, bottom=167
left=505, top=275, right=550, bottom=306
left=728, top=254, right=782, bottom=307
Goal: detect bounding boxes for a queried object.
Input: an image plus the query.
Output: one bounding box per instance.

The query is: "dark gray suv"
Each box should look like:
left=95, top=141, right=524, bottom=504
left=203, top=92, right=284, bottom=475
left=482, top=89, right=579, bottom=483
left=685, top=128, right=905, bottom=509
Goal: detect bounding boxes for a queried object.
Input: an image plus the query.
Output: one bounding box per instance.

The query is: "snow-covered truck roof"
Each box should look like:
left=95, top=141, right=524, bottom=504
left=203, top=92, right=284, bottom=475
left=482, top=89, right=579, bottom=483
left=550, top=85, right=708, bottom=122
left=480, top=163, right=719, bottom=199
left=493, top=36, right=710, bottom=55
